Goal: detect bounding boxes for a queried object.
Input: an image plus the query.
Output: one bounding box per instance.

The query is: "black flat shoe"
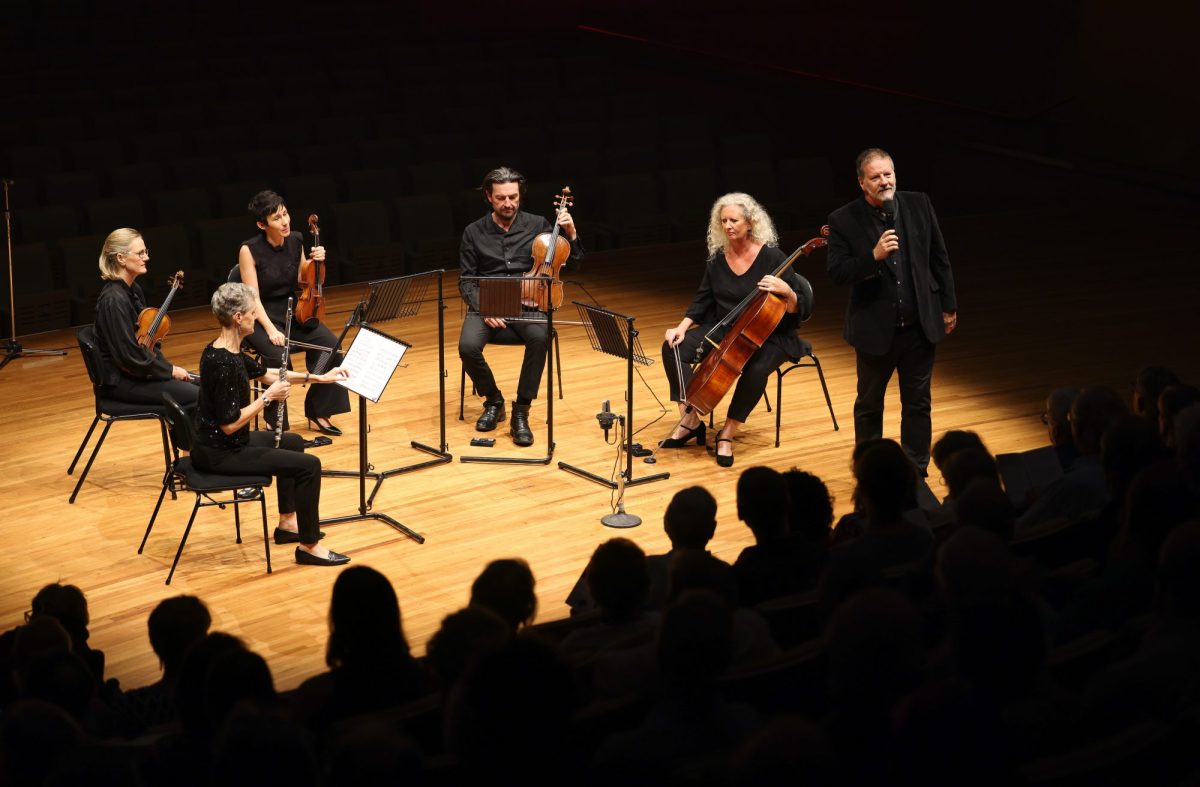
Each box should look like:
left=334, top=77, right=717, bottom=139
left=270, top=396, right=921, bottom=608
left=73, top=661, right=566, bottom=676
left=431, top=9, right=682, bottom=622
left=273, top=527, right=326, bottom=544
left=308, top=418, right=343, bottom=437
left=475, top=400, right=506, bottom=432
left=295, top=546, right=350, bottom=566
left=715, top=437, right=734, bottom=468
left=659, top=422, right=706, bottom=448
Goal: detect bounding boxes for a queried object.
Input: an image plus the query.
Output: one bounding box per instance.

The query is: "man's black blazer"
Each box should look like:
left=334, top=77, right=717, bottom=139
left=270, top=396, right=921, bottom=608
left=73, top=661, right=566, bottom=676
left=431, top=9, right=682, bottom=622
left=826, top=191, right=957, bottom=356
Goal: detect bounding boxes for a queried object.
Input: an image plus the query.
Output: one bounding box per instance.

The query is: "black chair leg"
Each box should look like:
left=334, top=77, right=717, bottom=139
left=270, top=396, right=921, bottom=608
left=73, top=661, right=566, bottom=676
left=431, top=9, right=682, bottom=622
left=811, top=354, right=839, bottom=431
left=234, top=499, right=243, bottom=544
left=166, top=497, right=202, bottom=585
left=68, top=415, right=101, bottom=474
left=158, top=418, right=176, bottom=500
left=553, top=332, right=563, bottom=400
left=70, top=420, right=114, bottom=504
left=139, top=482, right=170, bottom=553
left=459, top=366, right=466, bottom=421
left=261, top=494, right=272, bottom=575
left=775, top=370, right=785, bottom=448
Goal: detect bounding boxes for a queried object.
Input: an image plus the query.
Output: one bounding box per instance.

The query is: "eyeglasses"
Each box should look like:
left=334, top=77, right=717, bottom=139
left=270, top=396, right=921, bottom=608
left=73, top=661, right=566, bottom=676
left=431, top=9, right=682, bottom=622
left=121, top=249, right=150, bottom=259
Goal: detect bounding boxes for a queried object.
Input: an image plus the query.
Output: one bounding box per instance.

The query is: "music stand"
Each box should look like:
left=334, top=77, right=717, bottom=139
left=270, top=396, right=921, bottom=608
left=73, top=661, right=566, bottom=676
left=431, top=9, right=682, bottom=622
left=319, top=324, right=424, bottom=544
left=458, top=274, right=556, bottom=466
left=559, top=301, right=670, bottom=490
left=321, top=271, right=452, bottom=511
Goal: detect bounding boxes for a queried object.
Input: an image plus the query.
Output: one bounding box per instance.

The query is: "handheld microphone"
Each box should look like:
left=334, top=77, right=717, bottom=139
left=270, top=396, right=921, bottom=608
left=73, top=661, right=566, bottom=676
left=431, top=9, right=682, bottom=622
left=880, top=197, right=896, bottom=230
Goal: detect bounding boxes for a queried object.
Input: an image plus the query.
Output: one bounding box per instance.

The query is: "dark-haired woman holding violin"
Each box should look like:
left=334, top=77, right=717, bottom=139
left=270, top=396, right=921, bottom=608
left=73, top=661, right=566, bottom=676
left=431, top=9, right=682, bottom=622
left=238, top=190, right=349, bottom=437
left=93, top=228, right=198, bottom=420
left=661, top=193, right=803, bottom=468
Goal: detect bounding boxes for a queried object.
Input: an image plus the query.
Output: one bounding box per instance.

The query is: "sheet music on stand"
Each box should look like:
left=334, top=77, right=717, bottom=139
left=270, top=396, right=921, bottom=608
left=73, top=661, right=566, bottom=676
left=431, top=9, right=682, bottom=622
left=336, top=325, right=409, bottom=403
left=466, top=274, right=553, bottom=320
left=576, top=302, right=653, bottom=366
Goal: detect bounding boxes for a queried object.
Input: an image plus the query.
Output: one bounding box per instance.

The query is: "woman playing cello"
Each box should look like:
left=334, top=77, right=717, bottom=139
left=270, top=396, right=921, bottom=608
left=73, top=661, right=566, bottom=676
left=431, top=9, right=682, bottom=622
left=661, top=193, right=804, bottom=467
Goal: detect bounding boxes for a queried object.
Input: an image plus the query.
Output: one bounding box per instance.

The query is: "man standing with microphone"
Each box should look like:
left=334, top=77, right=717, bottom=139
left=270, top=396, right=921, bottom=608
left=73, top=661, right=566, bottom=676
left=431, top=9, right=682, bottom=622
left=827, top=148, right=958, bottom=474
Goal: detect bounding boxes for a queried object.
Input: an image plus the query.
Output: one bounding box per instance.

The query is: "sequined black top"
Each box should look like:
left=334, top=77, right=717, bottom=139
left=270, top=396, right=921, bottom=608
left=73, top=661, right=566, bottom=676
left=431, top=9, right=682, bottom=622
left=194, top=343, right=266, bottom=451
left=243, top=232, right=302, bottom=326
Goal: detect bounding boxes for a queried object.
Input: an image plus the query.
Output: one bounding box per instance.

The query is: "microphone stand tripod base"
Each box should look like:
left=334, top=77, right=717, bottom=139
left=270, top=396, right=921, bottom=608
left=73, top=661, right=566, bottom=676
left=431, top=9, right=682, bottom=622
left=601, top=510, right=641, bottom=529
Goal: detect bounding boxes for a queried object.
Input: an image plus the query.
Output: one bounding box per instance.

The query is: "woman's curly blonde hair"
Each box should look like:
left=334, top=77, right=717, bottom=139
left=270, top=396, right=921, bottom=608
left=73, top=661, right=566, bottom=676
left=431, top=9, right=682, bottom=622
left=705, top=193, right=779, bottom=260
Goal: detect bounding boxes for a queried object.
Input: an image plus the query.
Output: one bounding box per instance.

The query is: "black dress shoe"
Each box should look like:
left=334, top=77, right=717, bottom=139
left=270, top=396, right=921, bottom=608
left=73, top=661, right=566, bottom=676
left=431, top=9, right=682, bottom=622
left=510, top=402, right=534, bottom=446
left=295, top=547, right=350, bottom=566
left=659, top=422, right=706, bottom=448
left=715, top=437, right=734, bottom=468
left=273, top=527, right=326, bottom=544
left=475, top=400, right=506, bottom=432
left=308, top=418, right=343, bottom=437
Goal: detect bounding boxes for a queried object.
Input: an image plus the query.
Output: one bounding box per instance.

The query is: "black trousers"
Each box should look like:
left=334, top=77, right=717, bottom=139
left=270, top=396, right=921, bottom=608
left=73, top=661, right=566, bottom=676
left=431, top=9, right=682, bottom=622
left=661, top=327, right=789, bottom=423
left=243, top=320, right=350, bottom=427
left=192, top=431, right=322, bottom=542
left=853, top=325, right=936, bottom=470
left=103, top=375, right=199, bottom=444
left=458, top=311, right=548, bottom=403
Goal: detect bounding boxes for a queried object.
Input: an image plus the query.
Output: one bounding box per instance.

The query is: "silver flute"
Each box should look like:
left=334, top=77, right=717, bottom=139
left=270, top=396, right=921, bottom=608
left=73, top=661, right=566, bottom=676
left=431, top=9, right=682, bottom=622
left=275, top=297, right=294, bottom=448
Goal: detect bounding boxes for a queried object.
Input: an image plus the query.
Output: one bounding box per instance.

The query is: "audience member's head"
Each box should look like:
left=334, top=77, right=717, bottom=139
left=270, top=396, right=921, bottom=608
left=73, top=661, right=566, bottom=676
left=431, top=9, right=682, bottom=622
left=850, top=437, right=889, bottom=511
left=730, top=716, right=834, bottom=787
left=147, top=594, right=211, bottom=680
left=936, top=527, right=1015, bottom=607
left=446, top=636, right=576, bottom=779
left=29, top=583, right=90, bottom=650
left=469, top=558, right=537, bottom=631
left=327, top=565, right=412, bottom=669
left=736, top=466, right=790, bottom=542
left=205, top=646, right=276, bottom=734
left=951, top=592, right=1046, bottom=702
left=954, top=478, right=1017, bottom=542
left=325, top=720, right=424, bottom=786
left=657, top=590, right=735, bottom=688
left=1176, top=403, right=1200, bottom=495
left=1114, top=461, right=1196, bottom=567
left=932, top=430, right=988, bottom=475
left=18, top=650, right=95, bottom=724
left=941, top=446, right=1000, bottom=500
left=827, top=588, right=925, bottom=708
left=1070, top=386, right=1129, bottom=455
left=1133, top=365, right=1179, bottom=424
left=1043, top=388, right=1079, bottom=448
left=1101, top=414, right=1166, bottom=505
left=0, top=701, right=84, bottom=787
left=663, top=485, right=718, bottom=549
left=1159, top=384, right=1200, bottom=449
left=212, top=708, right=318, bottom=787
left=782, top=468, right=834, bottom=543
left=1158, top=520, right=1200, bottom=618
left=585, top=538, right=650, bottom=622
left=11, top=616, right=71, bottom=675
left=853, top=440, right=918, bottom=524
left=666, top=549, right=737, bottom=605
left=426, top=606, right=511, bottom=691
left=175, top=631, right=248, bottom=739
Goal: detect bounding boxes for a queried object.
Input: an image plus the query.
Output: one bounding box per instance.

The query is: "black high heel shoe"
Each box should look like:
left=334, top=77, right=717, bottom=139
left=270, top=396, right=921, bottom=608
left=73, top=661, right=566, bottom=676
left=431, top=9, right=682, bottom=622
left=715, top=437, right=734, bottom=468
left=308, top=417, right=343, bottom=437
left=659, top=422, right=706, bottom=448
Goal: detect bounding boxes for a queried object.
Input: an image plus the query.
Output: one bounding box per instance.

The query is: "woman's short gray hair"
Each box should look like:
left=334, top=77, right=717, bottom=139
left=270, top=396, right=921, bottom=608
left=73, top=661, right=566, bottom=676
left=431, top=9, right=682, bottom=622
left=211, top=282, right=257, bottom=326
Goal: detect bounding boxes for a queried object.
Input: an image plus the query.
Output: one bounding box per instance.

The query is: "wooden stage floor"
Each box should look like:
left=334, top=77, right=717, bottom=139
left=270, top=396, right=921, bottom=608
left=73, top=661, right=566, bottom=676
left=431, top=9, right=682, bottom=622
left=2, top=177, right=1197, bottom=692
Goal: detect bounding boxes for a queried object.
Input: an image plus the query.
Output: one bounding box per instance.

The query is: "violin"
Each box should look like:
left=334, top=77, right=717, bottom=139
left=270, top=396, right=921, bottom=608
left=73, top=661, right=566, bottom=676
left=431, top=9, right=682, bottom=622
left=297, top=213, right=326, bottom=328
left=684, top=228, right=829, bottom=415
left=136, top=271, right=184, bottom=350
left=523, top=187, right=573, bottom=311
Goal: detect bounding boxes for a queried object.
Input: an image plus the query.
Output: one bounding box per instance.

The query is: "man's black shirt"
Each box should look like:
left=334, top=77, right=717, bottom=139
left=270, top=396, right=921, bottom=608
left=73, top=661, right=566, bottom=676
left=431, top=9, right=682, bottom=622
left=458, top=210, right=584, bottom=312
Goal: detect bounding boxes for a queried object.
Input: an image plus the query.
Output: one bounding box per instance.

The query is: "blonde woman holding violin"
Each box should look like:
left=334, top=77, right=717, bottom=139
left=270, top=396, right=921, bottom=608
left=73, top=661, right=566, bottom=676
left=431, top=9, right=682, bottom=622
left=661, top=193, right=803, bottom=468
left=93, top=228, right=198, bottom=421
left=238, top=190, right=350, bottom=438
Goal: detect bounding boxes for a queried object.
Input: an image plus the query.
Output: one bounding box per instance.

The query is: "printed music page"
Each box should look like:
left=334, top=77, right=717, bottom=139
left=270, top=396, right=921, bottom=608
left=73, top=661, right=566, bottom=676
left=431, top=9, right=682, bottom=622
left=336, top=326, right=409, bottom=403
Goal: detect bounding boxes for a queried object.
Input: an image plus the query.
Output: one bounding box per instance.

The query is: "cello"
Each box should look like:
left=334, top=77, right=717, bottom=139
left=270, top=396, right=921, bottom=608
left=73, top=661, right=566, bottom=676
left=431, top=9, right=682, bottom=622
left=136, top=271, right=185, bottom=350
left=682, top=228, right=829, bottom=415
left=522, top=187, right=573, bottom=311
left=296, top=213, right=326, bottom=328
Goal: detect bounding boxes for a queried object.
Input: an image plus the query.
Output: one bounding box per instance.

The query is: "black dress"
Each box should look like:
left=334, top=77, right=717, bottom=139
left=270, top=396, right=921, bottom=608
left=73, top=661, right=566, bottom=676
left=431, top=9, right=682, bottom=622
left=241, top=233, right=350, bottom=425
left=93, top=279, right=198, bottom=414
left=191, top=343, right=322, bottom=542
left=661, top=246, right=802, bottom=423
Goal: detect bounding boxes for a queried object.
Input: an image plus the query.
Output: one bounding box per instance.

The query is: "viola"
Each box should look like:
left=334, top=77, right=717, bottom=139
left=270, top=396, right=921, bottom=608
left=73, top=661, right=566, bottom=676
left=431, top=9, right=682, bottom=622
left=136, top=270, right=184, bottom=350
left=683, top=228, right=829, bottom=415
left=297, top=213, right=326, bottom=328
left=523, top=187, right=573, bottom=311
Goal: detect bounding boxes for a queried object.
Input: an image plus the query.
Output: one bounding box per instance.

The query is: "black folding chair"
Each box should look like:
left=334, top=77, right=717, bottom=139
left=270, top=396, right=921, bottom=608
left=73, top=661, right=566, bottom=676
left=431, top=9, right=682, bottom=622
left=68, top=325, right=171, bottom=503
left=138, top=393, right=273, bottom=585
left=773, top=275, right=838, bottom=446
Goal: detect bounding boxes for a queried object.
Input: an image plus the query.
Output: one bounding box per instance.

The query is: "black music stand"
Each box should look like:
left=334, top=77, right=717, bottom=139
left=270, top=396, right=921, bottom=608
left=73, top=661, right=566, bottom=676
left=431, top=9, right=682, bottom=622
left=322, top=272, right=451, bottom=511
left=559, top=301, right=670, bottom=490
left=319, top=324, right=424, bottom=543
left=458, top=275, right=556, bottom=466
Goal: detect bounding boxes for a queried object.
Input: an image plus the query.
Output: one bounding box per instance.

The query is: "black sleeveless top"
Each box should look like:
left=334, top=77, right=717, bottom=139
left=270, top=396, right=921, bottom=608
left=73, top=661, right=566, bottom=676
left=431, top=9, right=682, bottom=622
left=243, top=233, right=302, bottom=326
